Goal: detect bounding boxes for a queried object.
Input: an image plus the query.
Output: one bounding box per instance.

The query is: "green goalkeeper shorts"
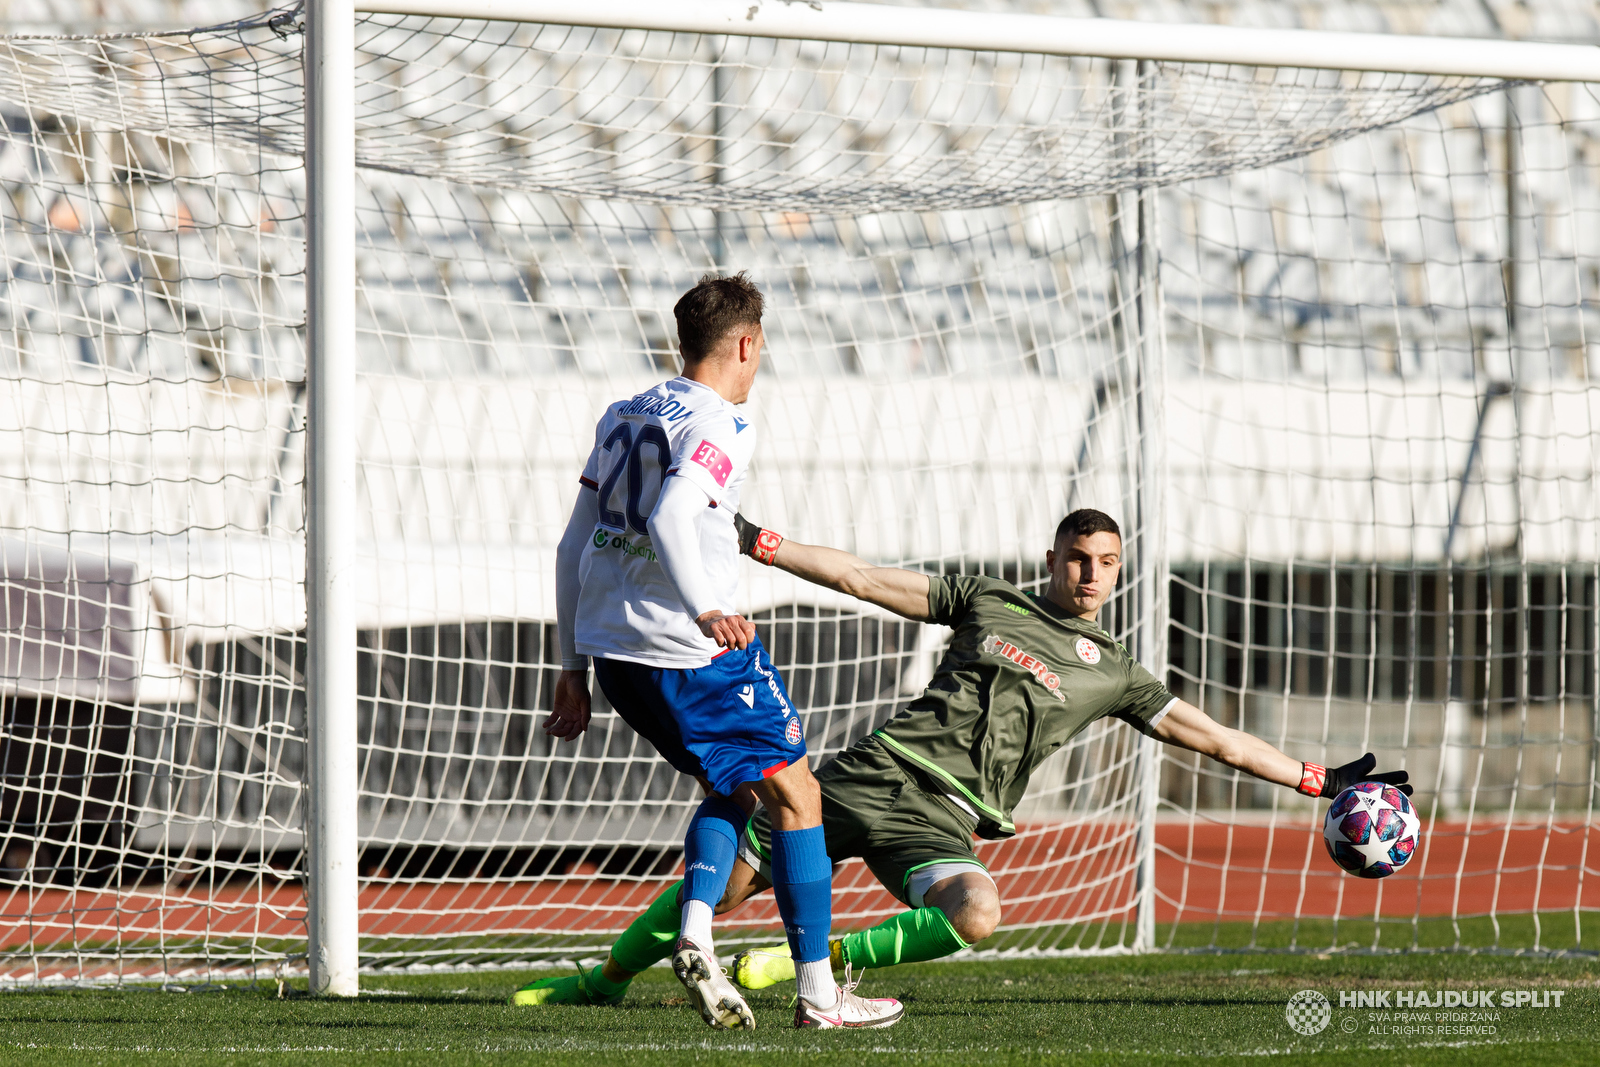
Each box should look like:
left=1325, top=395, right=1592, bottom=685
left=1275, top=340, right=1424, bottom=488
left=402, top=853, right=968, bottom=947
left=741, top=735, right=986, bottom=906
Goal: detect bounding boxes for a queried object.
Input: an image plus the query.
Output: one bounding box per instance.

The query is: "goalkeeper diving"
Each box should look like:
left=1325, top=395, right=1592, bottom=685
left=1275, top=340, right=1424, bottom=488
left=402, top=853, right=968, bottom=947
left=514, top=508, right=1412, bottom=1005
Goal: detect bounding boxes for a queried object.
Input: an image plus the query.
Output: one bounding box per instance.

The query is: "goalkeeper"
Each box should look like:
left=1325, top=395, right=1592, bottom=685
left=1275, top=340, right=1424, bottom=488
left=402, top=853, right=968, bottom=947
left=515, top=508, right=1411, bottom=1004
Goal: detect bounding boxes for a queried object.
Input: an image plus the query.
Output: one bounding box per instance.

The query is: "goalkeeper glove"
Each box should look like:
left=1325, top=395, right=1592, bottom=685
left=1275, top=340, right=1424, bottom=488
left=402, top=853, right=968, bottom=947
left=1298, top=752, right=1413, bottom=799
left=733, top=513, right=783, bottom=566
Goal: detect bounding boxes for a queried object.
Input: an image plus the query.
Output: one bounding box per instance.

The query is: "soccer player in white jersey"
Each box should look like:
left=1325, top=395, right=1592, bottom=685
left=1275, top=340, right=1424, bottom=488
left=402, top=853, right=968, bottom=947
left=533, top=273, right=902, bottom=1031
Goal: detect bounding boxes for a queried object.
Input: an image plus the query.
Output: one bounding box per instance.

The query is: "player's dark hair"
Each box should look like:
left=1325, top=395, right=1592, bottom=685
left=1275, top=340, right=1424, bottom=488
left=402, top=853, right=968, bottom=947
left=1055, top=508, right=1121, bottom=545
left=674, top=271, right=764, bottom=362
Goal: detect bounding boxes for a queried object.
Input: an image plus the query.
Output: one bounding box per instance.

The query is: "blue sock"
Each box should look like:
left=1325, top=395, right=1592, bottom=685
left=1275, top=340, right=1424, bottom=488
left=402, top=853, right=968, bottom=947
left=769, top=825, right=832, bottom=964
left=682, top=795, right=745, bottom=908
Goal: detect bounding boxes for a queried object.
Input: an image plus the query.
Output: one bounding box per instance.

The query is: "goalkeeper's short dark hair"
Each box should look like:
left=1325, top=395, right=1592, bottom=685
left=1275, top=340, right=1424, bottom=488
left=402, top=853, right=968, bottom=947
left=1055, top=508, right=1121, bottom=545
left=674, top=271, right=764, bottom=362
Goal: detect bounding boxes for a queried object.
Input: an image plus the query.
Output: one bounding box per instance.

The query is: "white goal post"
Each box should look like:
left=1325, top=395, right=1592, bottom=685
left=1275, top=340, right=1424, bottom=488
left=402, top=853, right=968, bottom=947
left=1, top=0, right=1597, bottom=994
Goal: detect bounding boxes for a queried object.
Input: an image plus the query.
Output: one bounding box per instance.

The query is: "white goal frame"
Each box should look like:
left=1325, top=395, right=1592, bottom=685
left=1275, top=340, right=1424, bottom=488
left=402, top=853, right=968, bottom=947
left=300, top=0, right=1600, bottom=995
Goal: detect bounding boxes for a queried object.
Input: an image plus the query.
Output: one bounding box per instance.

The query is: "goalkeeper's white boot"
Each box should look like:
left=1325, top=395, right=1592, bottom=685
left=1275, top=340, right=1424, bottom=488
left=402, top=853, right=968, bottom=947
left=671, top=937, right=755, bottom=1031
left=793, top=967, right=904, bottom=1030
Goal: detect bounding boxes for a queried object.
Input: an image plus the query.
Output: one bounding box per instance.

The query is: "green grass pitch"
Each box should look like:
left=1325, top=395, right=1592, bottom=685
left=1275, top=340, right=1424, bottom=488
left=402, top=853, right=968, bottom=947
left=1, top=947, right=1596, bottom=1067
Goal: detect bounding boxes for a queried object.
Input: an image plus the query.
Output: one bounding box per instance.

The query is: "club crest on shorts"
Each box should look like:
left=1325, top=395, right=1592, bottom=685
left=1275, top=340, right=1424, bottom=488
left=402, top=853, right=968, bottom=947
left=785, top=717, right=803, bottom=745
left=1075, top=637, right=1101, bottom=665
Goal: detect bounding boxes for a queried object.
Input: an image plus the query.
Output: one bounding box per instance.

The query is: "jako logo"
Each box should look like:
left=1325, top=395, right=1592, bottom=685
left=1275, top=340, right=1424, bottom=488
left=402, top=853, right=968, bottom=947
left=981, top=634, right=1066, bottom=702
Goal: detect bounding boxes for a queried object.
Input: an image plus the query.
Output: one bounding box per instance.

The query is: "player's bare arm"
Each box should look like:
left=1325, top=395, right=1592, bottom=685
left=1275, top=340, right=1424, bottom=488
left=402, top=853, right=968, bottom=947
left=1150, top=700, right=1301, bottom=787
left=1151, top=699, right=1412, bottom=800
left=733, top=514, right=933, bottom=621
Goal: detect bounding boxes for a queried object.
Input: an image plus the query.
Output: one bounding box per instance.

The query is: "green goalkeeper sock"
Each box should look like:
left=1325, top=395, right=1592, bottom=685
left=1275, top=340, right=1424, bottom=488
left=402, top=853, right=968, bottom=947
left=837, top=906, right=968, bottom=970
left=608, top=880, right=684, bottom=975
left=584, top=963, right=630, bottom=999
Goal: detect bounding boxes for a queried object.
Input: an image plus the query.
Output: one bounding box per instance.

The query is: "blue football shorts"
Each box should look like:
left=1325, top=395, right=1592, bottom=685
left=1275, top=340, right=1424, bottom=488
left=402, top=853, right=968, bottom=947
left=592, top=634, right=806, bottom=797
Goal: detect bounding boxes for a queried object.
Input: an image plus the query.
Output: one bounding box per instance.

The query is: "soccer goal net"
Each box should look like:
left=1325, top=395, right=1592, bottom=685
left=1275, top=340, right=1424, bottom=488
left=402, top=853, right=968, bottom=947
left=0, top=1, right=1594, bottom=984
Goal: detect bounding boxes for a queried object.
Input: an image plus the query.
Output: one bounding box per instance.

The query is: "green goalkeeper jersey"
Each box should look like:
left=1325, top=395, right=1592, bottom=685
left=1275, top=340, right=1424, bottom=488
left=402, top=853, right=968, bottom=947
left=873, top=574, right=1176, bottom=840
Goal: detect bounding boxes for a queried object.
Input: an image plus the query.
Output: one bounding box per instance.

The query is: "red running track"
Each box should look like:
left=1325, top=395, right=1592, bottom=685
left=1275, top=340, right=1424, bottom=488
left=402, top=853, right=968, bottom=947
left=1151, top=817, right=1600, bottom=923
left=3, top=818, right=1596, bottom=954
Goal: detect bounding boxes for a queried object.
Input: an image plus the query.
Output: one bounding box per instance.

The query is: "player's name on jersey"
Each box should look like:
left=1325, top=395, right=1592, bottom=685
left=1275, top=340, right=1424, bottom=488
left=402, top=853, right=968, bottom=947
left=618, top=392, right=694, bottom=421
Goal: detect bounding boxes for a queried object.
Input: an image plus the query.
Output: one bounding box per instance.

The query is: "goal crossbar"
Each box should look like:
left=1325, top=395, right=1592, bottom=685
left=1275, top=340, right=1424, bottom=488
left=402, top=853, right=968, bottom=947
left=358, top=0, right=1600, bottom=81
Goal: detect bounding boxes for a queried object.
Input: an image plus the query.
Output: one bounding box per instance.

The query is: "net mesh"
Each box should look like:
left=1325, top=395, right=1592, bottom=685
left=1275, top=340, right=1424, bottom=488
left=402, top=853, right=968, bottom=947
left=1157, top=82, right=1600, bottom=950
left=0, top=6, right=1593, bottom=983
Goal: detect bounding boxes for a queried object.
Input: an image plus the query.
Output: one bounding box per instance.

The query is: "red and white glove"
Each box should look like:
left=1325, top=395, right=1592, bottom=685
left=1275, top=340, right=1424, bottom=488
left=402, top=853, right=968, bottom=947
left=1300, top=752, right=1413, bottom=799
left=733, top=512, right=783, bottom=566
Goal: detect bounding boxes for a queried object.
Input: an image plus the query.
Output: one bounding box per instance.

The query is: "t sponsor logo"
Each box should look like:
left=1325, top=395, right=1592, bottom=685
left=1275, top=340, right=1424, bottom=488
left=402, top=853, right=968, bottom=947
left=689, top=440, right=733, bottom=486
left=981, top=634, right=1066, bottom=702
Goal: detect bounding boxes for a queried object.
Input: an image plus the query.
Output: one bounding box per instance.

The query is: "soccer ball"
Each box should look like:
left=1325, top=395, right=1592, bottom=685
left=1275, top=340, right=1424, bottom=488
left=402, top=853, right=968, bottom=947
left=1322, top=782, right=1421, bottom=878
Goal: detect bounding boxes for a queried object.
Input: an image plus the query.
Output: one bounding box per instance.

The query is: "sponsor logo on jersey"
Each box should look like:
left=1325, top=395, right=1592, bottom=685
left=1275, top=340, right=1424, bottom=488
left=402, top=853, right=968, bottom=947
left=737, top=684, right=755, bottom=708
left=732, top=416, right=748, bottom=433
left=619, top=392, right=694, bottom=422
left=1075, top=637, right=1101, bottom=664
left=981, top=633, right=1066, bottom=702
left=1004, top=603, right=1031, bottom=616
left=785, top=717, right=803, bottom=745
left=688, top=861, right=718, bottom=874
left=689, top=439, right=733, bottom=486
left=592, top=528, right=657, bottom=562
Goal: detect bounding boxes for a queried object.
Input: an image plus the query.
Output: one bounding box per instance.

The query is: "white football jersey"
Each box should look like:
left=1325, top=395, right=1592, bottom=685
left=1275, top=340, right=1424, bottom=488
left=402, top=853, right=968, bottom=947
left=573, top=376, right=757, bottom=668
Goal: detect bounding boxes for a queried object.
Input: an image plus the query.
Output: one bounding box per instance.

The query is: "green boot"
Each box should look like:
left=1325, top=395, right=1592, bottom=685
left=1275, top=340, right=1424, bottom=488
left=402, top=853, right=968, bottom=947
left=510, top=965, right=627, bottom=1007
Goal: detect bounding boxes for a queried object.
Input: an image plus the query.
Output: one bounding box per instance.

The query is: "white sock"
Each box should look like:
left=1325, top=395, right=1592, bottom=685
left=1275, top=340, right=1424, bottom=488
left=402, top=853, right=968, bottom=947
left=680, top=899, right=714, bottom=950
left=796, top=958, right=837, bottom=1009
